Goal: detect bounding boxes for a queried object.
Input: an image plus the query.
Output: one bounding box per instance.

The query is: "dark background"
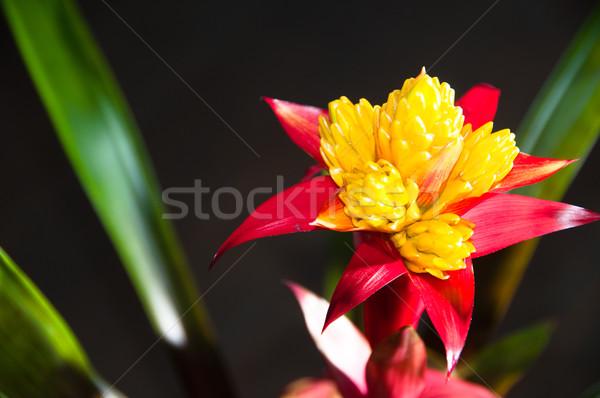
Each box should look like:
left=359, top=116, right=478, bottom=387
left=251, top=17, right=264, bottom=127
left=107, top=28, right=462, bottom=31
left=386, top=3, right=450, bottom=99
left=0, top=0, right=599, bottom=397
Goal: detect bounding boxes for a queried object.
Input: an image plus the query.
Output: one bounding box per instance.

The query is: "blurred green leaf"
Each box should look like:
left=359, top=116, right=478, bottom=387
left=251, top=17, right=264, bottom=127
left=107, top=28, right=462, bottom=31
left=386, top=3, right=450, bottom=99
left=425, top=348, right=446, bottom=372
left=580, top=381, right=600, bottom=398
left=0, top=247, right=123, bottom=398
left=323, top=232, right=360, bottom=326
left=470, top=3, right=600, bottom=345
left=461, top=321, right=554, bottom=396
left=1, top=1, right=233, bottom=396
left=322, top=233, right=353, bottom=300
left=516, top=4, right=600, bottom=201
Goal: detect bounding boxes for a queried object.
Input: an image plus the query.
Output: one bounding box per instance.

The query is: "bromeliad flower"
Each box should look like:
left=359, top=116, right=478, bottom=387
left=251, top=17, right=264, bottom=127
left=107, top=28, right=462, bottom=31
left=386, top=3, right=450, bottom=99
left=283, top=281, right=496, bottom=398
left=212, top=69, right=600, bottom=373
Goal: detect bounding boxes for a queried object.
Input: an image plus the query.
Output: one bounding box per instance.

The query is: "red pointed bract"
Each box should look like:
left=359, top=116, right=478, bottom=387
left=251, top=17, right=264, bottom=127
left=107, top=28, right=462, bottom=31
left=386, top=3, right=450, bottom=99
left=462, top=193, right=600, bottom=258
left=442, top=195, right=488, bottom=218
left=212, top=176, right=337, bottom=266
left=456, top=84, right=500, bottom=130
left=264, top=97, right=328, bottom=166
left=492, top=153, right=576, bottom=193
left=287, top=281, right=370, bottom=398
left=409, top=259, right=474, bottom=375
left=365, top=327, right=426, bottom=398
left=363, top=274, right=425, bottom=348
left=324, top=237, right=407, bottom=332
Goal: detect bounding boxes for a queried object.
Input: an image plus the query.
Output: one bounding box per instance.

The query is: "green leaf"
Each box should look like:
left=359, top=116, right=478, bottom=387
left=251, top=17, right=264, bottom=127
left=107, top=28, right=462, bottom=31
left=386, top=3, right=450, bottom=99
left=322, top=233, right=353, bottom=299
left=470, top=3, right=600, bottom=344
left=0, top=1, right=233, bottom=396
left=580, top=381, right=600, bottom=398
left=461, top=321, right=554, bottom=396
left=322, top=232, right=361, bottom=326
left=0, top=247, right=123, bottom=398
left=516, top=3, right=600, bottom=201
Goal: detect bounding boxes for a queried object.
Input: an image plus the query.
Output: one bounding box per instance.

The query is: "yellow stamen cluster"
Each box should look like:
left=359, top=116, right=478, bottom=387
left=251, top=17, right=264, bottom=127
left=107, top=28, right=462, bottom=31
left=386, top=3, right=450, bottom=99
left=375, top=74, right=466, bottom=184
left=390, top=214, right=475, bottom=280
left=438, top=122, right=519, bottom=209
left=317, top=69, right=519, bottom=279
left=339, top=160, right=420, bottom=233
left=319, top=97, right=377, bottom=186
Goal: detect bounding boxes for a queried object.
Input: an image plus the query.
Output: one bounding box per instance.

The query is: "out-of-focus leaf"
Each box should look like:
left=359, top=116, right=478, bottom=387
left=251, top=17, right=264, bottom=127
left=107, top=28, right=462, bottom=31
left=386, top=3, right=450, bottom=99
left=425, top=349, right=447, bottom=372
left=323, top=233, right=352, bottom=300
left=460, top=321, right=554, bottom=396
left=287, top=281, right=371, bottom=398
left=323, top=232, right=356, bottom=322
left=471, top=3, right=600, bottom=344
left=0, top=247, right=124, bottom=398
left=580, top=381, right=600, bottom=398
left=516, top=4, right=600, bottom=201
left=0, top=1, right=233, bottom=396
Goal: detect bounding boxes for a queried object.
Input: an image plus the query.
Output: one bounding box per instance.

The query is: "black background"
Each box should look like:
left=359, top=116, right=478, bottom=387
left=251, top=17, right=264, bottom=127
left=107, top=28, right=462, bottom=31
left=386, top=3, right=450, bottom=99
left=0, top=0, right=599, bottom=397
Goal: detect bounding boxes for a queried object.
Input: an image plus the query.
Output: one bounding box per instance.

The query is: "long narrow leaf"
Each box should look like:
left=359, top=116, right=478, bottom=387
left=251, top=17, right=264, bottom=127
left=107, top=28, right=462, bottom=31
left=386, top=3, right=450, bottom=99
left=516, top=4, right=600, bottom=201
left=580, top=381, right=600, bottom=398
left=0, top=1, right=233, bottom=396
left=471, top=4, right=600, bottom=342
left=0, top=247, right=123, bottom=398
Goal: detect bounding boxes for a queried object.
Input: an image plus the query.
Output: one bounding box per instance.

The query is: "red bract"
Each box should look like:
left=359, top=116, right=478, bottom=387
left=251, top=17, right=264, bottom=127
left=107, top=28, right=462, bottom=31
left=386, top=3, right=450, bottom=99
left=284, top=282, right=497, bottom=398
left=213, top=83, right=600, bottom=374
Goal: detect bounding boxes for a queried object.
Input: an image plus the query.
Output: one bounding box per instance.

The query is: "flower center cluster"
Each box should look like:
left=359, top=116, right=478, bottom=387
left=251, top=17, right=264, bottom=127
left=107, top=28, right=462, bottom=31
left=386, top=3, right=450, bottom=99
left=318, top=70, right=519, bottom=279
left=376, top=73, right=465, bottom=184
left=390, top=214, right=475, bottom=280
left=339, top=160, right=420, bottom=233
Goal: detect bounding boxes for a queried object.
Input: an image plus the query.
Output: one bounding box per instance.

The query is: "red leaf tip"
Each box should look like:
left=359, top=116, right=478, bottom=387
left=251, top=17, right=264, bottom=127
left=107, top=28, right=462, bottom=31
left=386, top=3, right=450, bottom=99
left=262, top=97, right=327, bottom=165
left=209, top=254, right=218, bottom=269
left=476, top=82, right=500, bottom=92
left=321, top=314, right=335, bottom=335
left=446, top=349, right=462, bottom=378
left=283, top=279, right=302, bottom=296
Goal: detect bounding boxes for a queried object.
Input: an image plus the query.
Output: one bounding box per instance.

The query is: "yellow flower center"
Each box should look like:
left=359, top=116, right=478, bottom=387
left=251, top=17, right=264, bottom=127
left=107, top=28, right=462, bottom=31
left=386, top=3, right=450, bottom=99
left=376, top=72, right=465, bottom=184
left=390, top=214, right=475, bottom=280
left=339, top=160, right=420, bottom=233
left=318, top=69, right=519, bottom=279
left=435, top=122, right=519, bottom=211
